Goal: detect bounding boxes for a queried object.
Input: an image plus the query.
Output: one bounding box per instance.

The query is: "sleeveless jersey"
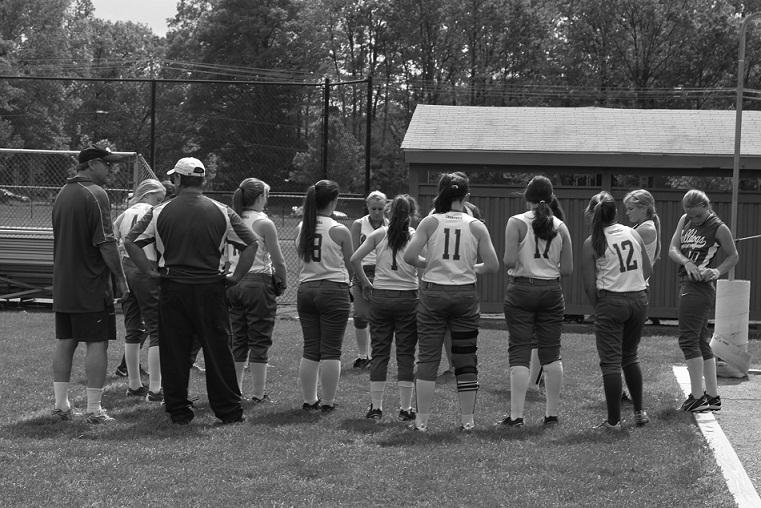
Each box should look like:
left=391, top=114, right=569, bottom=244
left=678, top=213, right=723, bottom=277
left=115, top=202, right=157, bottom=261
left=373, top=226, right=418, bottom=290
left=357, top=215, right=388, bottom=266
left=508, top=211, right=563, bottom=279
left=227, top=210, right=270, bottom=275
left=422, top=212, right=479, bottom=285
left=634, top=219, right=658, bottom=264
left=595, top=224, right=647, bottom=292
left=297, top=216, right=349, bottom=284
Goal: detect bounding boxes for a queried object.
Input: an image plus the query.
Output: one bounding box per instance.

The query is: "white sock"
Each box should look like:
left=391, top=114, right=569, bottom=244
left=299, top=358, right=320, bottom=404
left=415, top=379, right=436, bottom=426
left=355, top=328, right=370, bottom=358
left=53, top=382, right=70, bottom=411
left=461, top=413, right=475, bottom=427
left=398, top=381, right=414, bottom=411
left=147, top=346, right=161, bottom=393
left=86, top=387, right=104, bottom=414
left=704, top=357, right=718, bottom=397
left=457, top=379, right=479, bottom=418
left=319, top=359, right=341, bottom=406
left=235, top=361, right=247, bottom=394
left=370, top=381, right=385, bottom=410
left=686, top=357, right=704, bottom=397
left=509, top=366, right=530, bottom=419
left=251, top=363, right=268, bottom=400
left=543, top=360, right=563, bottom=417
left=125, top=343, right=142, bottom=390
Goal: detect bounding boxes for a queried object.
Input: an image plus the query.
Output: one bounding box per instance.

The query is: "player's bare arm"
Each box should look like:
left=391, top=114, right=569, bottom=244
left=473, top=220, right=499, bottom=274
left=558, top=223, right=574, bottom=276
left=580, top=237, right=597, bottom=306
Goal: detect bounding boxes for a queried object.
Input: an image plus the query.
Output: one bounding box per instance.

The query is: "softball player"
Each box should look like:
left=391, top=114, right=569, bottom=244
left=581, top=192, right=652, bottom=430
left=296, top=180, right=354, bottom=412
left=668, top=189, right=738, bottom=412
left=498, top=176, right=573, bottom=427
left=351, top=194, right=424, bottom=421
left=350, top=191, right=388, bottom=369
left=624, top=189, right=661, bottom=268
left=403, top=173, right=499, bottom=432
left=227, top=178, right=287, bottom=403
left=113, top=179, right=166, bottom=401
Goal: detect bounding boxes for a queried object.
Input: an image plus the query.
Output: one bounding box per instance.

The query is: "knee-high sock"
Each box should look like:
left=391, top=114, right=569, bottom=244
left=686, top=357, right=704, bottom=397
left=299, top=358, right=320, bottom=404
left=528, top=348, right=542, bottom=391
left=86, top=387, right=104, bottom=414
left=319, top=359, right=341, bottom=406
left=457, top=377, right=479, bottom=425
left=622, top=363, right=644, bottom=412
left=235, top=361, right=246, bottom=393
left=147, top=346, right=161, bottom=393
left=703, top=357, right=718, bottom=397
left=370, top=381, right=385, bottom=410
left=509, top=366, right=530, bottom=419
left=415, top=379, right=436, bottom=426
left=125, top=342, right=142, bottom=390
left=602, top=373, right=622, bottom=425
left=355, top=328, right=370, bottom=358
left=53, top=382, right=70, bottom=411
left=543, top=361, right=563, bottom=417
left=251, top=363, right=268, bottom=400
left=398, top=381, right=414, bottom=411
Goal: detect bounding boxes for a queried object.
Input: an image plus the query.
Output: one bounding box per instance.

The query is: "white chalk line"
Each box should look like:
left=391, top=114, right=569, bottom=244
left=672, top=365, right=761, bottom=507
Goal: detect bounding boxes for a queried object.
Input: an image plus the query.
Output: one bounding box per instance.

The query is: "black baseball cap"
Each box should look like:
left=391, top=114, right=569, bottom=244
left=78, top=145, right=127, bottom=164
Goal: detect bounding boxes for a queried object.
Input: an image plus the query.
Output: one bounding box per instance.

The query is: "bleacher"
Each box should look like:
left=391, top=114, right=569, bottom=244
left=0, top=227, right=54, bottom=300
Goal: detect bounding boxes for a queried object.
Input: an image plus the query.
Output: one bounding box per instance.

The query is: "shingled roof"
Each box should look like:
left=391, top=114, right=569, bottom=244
left=401, top=105, right=761, bottom=162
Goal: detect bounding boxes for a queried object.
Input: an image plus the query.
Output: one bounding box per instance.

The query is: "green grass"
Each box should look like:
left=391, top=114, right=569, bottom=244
left=0, top=310, right=744, bottom=507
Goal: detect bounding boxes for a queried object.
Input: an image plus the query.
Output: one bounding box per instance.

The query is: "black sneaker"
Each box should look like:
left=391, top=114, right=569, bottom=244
left=114, top=366, right=128, bottom=377
left=352, top=357, right=371, bottom=369
left=705, top=392, right=721, bottom=411
left=542, top=416, right=559, bottom=426
left=146, top=390, right=164, bottom=403
left=366, top=405, right=382, bottom=420
left=398, top=408, right=416, bottom=421
left=251, top=394, right=272, bottom=405
left=216, top=415, right=245, bottom=426
left=320, top=403, right=337, bottom=413
left=680, top=394, right=709, bottom=412
left=302, top=399, right=321, bottom=411
left=496, top=415, right=524, bottom=427
left=126, top=385, right=149, bottom=397
left=634, top=410, right=650, bottom=427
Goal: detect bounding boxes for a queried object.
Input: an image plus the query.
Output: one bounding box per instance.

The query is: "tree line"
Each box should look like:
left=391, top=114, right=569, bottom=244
left=2, top=0, right=761, bottom=194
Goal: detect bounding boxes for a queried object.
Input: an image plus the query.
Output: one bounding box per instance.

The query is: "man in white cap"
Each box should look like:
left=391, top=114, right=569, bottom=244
left=51, top=145, right=129, bottom=424
left=125, top=157, right=259, bottom=425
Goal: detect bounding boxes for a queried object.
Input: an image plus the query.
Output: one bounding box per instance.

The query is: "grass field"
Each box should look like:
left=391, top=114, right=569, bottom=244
left=0, top=309, right=748, bottom=507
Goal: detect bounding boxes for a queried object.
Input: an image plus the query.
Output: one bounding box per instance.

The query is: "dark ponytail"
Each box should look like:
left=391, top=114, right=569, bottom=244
left=586, top=191, right=617, bottom=258
left=232, top=178, right=269, bottom=215
left=387, top=194, right=418, bottom=264
left=297, top=180, right=340, bottom=262
left=433, top=173, right=469, bottom=214
left=524, top=175, right=560, bottom=241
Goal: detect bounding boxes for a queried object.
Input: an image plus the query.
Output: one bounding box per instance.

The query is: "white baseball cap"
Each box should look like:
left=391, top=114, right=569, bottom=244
left=167, top=157, right=206, bottom=177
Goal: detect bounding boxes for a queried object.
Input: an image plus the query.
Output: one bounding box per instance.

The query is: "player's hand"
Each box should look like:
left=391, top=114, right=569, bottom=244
left=361, top=283, right=373, bottom=300
left=684, top=261, right=702, bottom=281
left=114, top=279, right=130, bottom=303
left=702, top=268, right=720, bottom=282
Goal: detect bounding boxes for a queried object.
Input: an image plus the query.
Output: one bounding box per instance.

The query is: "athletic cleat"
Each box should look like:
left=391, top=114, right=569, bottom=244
left=496, top=415, right=524, bottom=427
left=542, top=416, right=559, bottom=426
left=459, top=422, right=475, bottom=432
left=680, top=394, right=709, bottom=413
left=705, top=393, right=721, bottom=411
left=146, top=390, right=164, bottom=402
left=352, top=357, right=371, bottom=369
left=366, top=405, right=382, bottom=420
left=216, top=415, right=245, bottom=426
left=51, top=407, right=80, bottom=421
left=593, top=420, right=622, bottom=431
left=126, top=386, right=149, bottom=397
left=250, top=394, right=272, bottom=405
left=85, top=410, right=115, bottom=424
left=398, top=408, right=416, bottom=421
left=114, top=366, right=128, bottom=377
left=407, top=422, right=428, bottom=432
left=634, top=410, right=650, bottom=427
left=302, top=400, right=321, bottom=411
left=320, top=403, right=337, bottom=413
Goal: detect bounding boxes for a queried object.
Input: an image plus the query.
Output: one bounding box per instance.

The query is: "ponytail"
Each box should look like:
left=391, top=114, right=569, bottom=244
left=586, top=191, right=617, bottom=258
left=387, top=194, right=418, bottom=263
left=297, top=180, right=340, bottom=262
left=433, top=173, right=468, bottom=213
left=532, top=201, right=557, bottom=241
left=232, top=178, right=269, bottom=216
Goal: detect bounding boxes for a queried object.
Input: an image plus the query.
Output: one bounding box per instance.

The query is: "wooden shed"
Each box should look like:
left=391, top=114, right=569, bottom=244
left=401, top=105, right=761, bottom=319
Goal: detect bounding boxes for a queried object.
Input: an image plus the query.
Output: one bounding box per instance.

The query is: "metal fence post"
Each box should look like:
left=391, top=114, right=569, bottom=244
left=150, top=79, right=157, bottom=170
left=365, top=76, right=372, bottom=196
left=322, top=78, right=330, bottom=180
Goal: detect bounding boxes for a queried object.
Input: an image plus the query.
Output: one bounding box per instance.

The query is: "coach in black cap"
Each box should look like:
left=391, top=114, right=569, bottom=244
left=51, top=145, right=129, bottom=424
left=125, top=157, right=259, bottom=425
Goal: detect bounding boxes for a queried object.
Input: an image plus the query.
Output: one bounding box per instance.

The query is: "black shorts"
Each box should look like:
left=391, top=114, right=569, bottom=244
left=55, top=303, right=117, bottom=342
